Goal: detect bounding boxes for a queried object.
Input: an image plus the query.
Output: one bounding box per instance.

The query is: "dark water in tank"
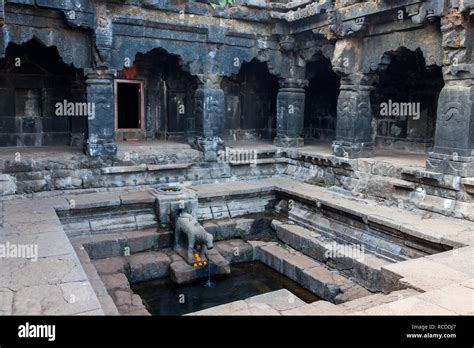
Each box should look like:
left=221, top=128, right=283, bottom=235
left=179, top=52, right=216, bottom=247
left=131, top=262, right=320, bottom=316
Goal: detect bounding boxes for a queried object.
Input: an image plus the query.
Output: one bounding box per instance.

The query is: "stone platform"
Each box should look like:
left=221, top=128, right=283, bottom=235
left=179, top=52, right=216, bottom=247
left=1, top=140, right=471, bottom=224
left=169, top=249, right=231, bottom=285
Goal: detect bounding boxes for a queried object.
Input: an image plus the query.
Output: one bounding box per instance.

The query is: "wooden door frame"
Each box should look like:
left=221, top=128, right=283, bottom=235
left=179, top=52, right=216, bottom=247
left=114, top=79, right=145, bottom=131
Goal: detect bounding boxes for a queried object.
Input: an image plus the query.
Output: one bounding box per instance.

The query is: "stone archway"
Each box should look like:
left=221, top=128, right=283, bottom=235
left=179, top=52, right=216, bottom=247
left=0, top=40, right=87, bottom=147
left=220, top=59, right=279, bottom=141
left=115, top=48, right=198, bottom=141
left=372, top=48, right=444, bottom=153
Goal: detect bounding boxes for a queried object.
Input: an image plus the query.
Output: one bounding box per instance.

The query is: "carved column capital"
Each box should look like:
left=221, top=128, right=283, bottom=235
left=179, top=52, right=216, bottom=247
left=197, top=73, right=223, bottom=89
left=93, top=1, right=113, bottom=68
left=278, top=77, right=309, bottom=89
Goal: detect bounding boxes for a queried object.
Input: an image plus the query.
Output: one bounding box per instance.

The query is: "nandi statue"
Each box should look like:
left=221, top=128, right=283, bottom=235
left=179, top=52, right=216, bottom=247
left=173, top=210, right=214, bottom=264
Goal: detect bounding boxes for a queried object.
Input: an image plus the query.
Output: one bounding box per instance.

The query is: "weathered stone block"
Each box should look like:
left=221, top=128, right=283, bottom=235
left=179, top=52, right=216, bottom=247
left=299, top=266, right=342, bottom=302
left=214, top=239, right=253, bottom=264
left=0, top=174, right=16, bottom=195
left=84, top=239, right=122, bottom=259
left=93, top=256, right=126, bottom=275
left=102, top=273, right=130, bottom=291
left=169, top=249, right=230, bottom=284
left=259, top=244, right=289, bottom=273
left=128, top=251, right=171, bottom=283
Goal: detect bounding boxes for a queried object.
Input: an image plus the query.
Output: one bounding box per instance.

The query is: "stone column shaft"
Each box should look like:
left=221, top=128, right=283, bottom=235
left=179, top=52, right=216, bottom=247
left=193, top=75, right=225, bottom=161
left=332, top=75, right=374, bottom=158
left=427, top=71, right=474, bottom=177
left=85, top=68, right=117, bottom=157
left=274, top=79, right=307, bottom=148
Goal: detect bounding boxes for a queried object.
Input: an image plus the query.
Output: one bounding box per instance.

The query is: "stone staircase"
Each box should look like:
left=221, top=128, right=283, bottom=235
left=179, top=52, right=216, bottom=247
left=253, top=241, right=372, bottom=304
left=282, top=288, right=419, bottom=315
left=272, top=221, right=395, bottom=292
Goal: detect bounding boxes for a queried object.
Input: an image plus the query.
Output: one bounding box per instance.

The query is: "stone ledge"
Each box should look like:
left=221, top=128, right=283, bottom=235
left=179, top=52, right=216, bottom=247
left=169, top=249, right=230, bottom=285
left=66, top=192, right=121, bottom=210
left=101, top=164, right=147, bottom=174
left=381, top=258, right=473, bottom=293
left=119, top=191, right=155, bottom=205
left=147, top=163, right=192, bottom=171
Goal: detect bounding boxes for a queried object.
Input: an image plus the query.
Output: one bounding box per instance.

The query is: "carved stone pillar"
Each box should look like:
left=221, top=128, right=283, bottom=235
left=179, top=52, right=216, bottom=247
left=85, top=68, right=117, bottom=157
left=427, top=70, right=474, bottom=177
left=426, top=8, right=473, bottom=177
left=274, top=78, right=307, bottom=148
left=332, top=74, right=375, bottom=159
left=193, top=74, right=225, bottom=161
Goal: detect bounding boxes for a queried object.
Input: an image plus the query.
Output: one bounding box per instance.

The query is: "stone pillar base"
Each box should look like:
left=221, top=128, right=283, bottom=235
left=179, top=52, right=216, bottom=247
left=194, top=136, right=224, bottom=162
left=426, top=152, right=474, bottom=177
left=86, top=140, right=117, bottom=157
left=332, top=140, right=373, bottom=159
left=273, top=136, right=304, bottom=148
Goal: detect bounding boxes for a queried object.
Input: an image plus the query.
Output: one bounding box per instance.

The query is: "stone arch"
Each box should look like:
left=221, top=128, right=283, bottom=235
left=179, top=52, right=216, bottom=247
left=371, top=47, right=444, bottom=153
left=114, top=47, right=199, bottom=141
left=220, top=58, right=280, bottom=141
left=0, top=29, right=91, bottom=69
left=0, top=39, right=87, bottom=147
left=111, top=39, right=206, bottom=77
left=216, top=43, right=285, bottom=81
left=361, top=25, right=443, bottom=75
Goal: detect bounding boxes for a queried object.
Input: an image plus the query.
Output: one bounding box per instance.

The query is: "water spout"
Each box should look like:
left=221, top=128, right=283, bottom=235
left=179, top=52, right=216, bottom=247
left=204, top=262, right=213, bottom=288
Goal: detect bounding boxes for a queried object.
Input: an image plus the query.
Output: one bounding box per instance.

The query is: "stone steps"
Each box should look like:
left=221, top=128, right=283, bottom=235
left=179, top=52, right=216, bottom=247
left=282, top=289, right=419, bottom=315
left=273, top=222, right=393, bottom=292
left=70, top=229, right=172, bottom=260
left=337, top=288, right=418, bottom=312
left=256, top=242, right=372, bottom=303
left=197, top=193, right=276, bottom=220
left=283, top=202, right=428, bottom=261
left=57, top=191, right=158, bottom=237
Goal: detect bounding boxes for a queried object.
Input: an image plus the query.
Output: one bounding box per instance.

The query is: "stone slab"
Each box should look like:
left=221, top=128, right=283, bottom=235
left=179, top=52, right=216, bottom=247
left=128, top=251, right=171, bottom=283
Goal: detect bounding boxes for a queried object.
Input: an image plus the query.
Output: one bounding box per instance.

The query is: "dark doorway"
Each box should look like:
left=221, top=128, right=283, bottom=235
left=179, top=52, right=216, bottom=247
left=0, top=40, right=86, bottom=147
left=221, top=59, right=279, bottom=140
left=304, top=54, right=340, bottom=142
left=372, top=48, right=444, bottom=153
left=116, top=80, right=143, bottom=130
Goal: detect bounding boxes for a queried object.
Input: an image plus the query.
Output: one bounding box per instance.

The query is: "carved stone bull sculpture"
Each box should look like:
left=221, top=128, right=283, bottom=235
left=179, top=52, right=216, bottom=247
left=173, top=211, right=214, bottom=264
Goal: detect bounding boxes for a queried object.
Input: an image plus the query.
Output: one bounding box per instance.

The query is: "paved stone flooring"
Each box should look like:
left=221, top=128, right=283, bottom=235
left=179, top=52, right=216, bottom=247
left=0, top=176, right=472, bottom=315
left=0, top=140, right=426, bottom=170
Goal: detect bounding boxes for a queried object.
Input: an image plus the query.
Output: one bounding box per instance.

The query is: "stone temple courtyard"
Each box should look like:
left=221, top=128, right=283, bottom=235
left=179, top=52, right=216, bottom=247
left=0, top=0, right=474, bottom=322
left=0, top=140, right=473, bottom=316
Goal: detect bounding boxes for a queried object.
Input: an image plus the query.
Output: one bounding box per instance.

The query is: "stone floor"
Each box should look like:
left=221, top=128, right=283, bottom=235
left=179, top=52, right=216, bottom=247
left=0, top=140, right=426, bottom=170
left=0, top=170, right=473, bottom=315
left=226, top=140, right=427, bottom=168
